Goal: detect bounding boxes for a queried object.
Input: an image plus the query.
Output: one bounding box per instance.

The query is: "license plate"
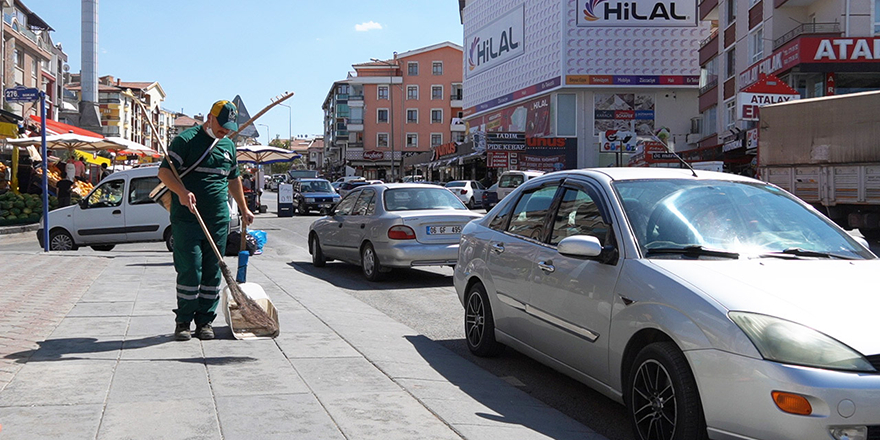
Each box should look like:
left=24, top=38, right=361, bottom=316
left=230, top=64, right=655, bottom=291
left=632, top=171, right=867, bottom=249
left=427, top=225, right=461, bottom=235
left=319, top=204, right=331, bottom=208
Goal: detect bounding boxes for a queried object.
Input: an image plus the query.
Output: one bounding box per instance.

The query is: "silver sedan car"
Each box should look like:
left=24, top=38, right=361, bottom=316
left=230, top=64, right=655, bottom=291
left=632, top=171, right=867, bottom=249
left=454, top=167, right=880, bottom=440
left=309, top=183, right=483, bottom=281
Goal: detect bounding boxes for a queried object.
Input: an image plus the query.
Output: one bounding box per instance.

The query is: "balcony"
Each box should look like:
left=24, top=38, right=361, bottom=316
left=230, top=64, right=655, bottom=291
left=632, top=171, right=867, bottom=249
left=699, top=77, right=718, bottom=96
left=348, top=94, right=364, bottom=107
left=451, top=118, right=465, bottom=132
left=774, top=22, right=840, bottom=50
left=348, top=118, right=364, bottom=132
left=450, top=93, right=463, bottom=108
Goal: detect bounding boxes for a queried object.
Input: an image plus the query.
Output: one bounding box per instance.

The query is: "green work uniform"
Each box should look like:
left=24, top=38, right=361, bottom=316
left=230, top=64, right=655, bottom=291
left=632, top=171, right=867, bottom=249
left=160, top=125, right=240, bottom=326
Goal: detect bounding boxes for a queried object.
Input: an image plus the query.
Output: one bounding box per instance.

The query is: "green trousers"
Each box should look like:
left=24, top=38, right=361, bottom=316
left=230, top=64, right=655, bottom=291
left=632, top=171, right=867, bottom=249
left=172, top=219, right=228, bottom=326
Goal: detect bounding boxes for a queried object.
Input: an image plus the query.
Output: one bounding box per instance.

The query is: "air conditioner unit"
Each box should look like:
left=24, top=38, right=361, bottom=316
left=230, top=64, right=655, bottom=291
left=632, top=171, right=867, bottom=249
left=690, top=117, right=702, bottom=135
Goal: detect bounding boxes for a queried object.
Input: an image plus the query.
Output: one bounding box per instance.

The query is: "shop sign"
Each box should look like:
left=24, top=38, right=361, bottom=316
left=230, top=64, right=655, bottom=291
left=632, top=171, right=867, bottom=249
left=644, top=142, right=679, bottom=163
left=746, top=128, right=758, bottom=151
left=600, top=130, right=638, bottom=152
left=738, top=74, right=800, bottom=121
left=431, top=142, right=458, bottom=161
left=808, top=38, right=880, bottom=62
left=723, top=139, right=743, bottom=152
left=487, top=132, right=526, bottom=151
left=465, top=5, right=524, bottom=78
left=362, top=150, right=385, bottom=161
left=576, top=0, right=697, bottom=27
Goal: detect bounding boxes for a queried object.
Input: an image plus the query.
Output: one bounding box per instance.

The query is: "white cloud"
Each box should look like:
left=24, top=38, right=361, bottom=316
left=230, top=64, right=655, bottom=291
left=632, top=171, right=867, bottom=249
left=355, top=21, right=383, bottom=32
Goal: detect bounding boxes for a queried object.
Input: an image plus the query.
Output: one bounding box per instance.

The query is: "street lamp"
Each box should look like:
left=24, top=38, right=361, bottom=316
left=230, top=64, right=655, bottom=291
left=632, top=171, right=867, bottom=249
left=277, top=103, right=291, bottom=144
left=371, top=57, right=396, bottom=181
left=257, top=123, right=270, bottom=144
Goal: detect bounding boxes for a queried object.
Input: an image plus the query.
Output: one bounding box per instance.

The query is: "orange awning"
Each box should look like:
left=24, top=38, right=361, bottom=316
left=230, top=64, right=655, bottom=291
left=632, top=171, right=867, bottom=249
left=29, top=115, right=104, bottom=138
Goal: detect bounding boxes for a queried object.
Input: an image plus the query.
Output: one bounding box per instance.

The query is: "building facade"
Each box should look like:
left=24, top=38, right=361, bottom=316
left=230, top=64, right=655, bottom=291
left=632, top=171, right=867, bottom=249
left=698, top=0, right=880, bottom=174
left=322, top=42, right=464, bottom=181
left=460, top=0, right=710, bottom=174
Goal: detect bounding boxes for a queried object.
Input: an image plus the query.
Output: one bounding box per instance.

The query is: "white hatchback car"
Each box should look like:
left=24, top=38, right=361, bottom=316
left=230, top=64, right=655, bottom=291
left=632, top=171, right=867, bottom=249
left=455, top=167, right=880, bottom=440
left=444, top=180, right=485, bottom=209
left=37, top=166, right=240, bottom=251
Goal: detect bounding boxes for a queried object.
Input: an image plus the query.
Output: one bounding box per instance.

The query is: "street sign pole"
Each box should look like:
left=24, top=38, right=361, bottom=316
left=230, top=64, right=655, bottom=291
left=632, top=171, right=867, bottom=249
left=40, top=91, right=48, bottom=252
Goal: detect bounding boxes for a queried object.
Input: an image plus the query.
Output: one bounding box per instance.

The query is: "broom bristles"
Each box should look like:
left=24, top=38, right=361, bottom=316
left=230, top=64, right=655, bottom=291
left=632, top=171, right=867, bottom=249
left=219, top=261, right=278, bottom=333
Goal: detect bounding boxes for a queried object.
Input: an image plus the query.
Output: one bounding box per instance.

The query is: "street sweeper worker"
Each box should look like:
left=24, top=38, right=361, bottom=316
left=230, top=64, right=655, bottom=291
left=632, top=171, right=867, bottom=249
left=158, top=100, right=255, bottom=341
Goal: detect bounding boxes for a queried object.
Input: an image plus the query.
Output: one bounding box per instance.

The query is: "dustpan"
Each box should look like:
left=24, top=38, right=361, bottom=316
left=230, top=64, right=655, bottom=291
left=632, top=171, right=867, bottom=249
left=221, top=282, right=280, bottom=339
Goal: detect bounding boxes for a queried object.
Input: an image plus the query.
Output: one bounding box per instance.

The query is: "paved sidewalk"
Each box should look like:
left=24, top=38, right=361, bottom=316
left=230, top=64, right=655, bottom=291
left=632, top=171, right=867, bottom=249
left=0, top=243, right=605, bottom=439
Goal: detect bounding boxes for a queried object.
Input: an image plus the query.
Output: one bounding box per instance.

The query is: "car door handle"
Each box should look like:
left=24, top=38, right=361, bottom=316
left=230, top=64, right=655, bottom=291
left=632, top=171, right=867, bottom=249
left=112, top=210, right=122, bottom=215
left=538, top=261, right=555, bottom=273
left=338, top=223, right=343, bottom=228
left=491, top=243, right=504, bottom=254
left=360, top=224, right=366, bottom=229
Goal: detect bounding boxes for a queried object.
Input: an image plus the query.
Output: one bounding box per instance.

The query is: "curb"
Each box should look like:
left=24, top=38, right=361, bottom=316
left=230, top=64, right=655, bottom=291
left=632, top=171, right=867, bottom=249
left=0, top=223, right=39, bottom=235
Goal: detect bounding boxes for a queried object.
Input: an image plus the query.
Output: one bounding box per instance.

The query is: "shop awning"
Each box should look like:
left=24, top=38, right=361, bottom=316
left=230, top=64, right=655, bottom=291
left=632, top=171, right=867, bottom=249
left=29, top=115, right=104, bottom=138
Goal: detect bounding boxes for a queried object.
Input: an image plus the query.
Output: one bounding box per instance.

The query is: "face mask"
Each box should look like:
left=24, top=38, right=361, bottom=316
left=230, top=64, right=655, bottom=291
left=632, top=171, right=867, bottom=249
left=204, top=124, right=217, bottom=139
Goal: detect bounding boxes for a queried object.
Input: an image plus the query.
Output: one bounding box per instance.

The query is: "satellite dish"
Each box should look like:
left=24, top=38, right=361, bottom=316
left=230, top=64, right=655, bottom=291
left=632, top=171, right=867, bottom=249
left=62, top=64, right=70, bottom=72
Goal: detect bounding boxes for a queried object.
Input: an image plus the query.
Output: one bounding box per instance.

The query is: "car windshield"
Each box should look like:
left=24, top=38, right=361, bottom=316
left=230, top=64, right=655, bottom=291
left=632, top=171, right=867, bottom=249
left=614, top=179, right=874, bottom=260
left=384, top=188, right=467, bottom=211
left=446, top=181, right=466, bottom=188
left=303, top=181, right=332, bottom=192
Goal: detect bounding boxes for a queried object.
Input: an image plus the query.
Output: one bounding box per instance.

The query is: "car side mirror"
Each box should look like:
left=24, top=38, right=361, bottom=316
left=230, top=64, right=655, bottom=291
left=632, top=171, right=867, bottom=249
left=557, top=235, right=617, bottom=265
left=79, top=198, right=89, bottom=209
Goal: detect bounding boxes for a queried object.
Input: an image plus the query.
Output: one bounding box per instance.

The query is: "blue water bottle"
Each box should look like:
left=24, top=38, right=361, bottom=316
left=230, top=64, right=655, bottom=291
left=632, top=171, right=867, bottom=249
left=236, top=250, right=249, bottom=283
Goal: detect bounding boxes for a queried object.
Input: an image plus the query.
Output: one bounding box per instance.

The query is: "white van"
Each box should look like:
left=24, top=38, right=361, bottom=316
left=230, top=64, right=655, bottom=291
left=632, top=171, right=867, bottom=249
left=37, top=166, right=240, bottom=251
left=495, top=170, right=545, bottom=200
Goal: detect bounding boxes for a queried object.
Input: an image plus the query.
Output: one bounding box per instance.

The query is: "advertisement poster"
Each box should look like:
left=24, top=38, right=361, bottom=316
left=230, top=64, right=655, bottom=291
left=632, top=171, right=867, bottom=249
left=594, top=93, right=655, bottom=136
left=468, top=95, right=551, bottom=137
left=486, top=134, right=577, bottom=171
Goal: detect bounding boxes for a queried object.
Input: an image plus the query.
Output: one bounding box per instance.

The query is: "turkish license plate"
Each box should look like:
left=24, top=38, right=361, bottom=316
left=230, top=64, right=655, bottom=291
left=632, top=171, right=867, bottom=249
left=427, top=225, right=461, bottom=235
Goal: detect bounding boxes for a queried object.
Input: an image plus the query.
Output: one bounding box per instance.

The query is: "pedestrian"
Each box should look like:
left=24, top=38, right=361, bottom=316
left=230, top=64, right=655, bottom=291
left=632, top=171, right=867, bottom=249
left=100, top=163, right=111, bottom=181
left=56, top=168, right=72, bottom=207
left=157, top=100, right=255, bottom=341
left=71, top=154, right=86, bottom=181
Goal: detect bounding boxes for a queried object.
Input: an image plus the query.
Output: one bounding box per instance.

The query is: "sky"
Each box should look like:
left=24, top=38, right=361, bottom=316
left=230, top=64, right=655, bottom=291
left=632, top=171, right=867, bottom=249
left=24, top=0, right=465, bottom=142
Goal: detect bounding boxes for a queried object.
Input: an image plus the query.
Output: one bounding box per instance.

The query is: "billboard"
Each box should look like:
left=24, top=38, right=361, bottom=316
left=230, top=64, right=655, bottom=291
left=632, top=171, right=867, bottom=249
left=576, top=0, right=698, bottom=27
left=465, top=5, right=525, bottom=78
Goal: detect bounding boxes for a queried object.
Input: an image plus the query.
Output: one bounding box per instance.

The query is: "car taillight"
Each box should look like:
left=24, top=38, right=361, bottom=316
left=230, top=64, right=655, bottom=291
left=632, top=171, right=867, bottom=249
left=388, top=225, right=416, bottom=240
left=461, top=189, right=468, bottom=194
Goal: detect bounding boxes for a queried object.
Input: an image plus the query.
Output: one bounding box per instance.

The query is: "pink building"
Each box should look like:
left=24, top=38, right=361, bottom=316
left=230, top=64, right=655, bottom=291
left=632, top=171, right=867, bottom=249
left=323, top=42, right=464, bottom=181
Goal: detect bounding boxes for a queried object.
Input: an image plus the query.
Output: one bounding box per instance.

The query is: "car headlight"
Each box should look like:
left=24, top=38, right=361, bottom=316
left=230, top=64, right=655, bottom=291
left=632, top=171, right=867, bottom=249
left=729, top=312, right=875, bottom=372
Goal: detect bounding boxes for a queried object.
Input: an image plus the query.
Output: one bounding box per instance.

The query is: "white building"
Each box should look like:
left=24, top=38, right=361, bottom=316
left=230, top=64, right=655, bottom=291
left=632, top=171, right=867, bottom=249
left=460, top=0, right=710, bottom=170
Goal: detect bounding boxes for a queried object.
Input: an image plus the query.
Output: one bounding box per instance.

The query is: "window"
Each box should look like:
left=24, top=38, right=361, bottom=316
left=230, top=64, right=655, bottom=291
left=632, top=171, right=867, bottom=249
left=377, top=109, right=389, bottom=123
left=13, top=48, right=22, bottom=68
left=432, top=62, right=443, bottom=75
left=451, top=84, right=463, bottom=101
left=87, top=179, right=125, bottom=208
left=406, top=109, right=418, bottom=123
left=129, top=176, right=161, bottom=205
left=749, top=27, right=764, bottom=63
left=31, top=59, right=37, bottom=80
left=431, top=85, right=443, bottom=100
left=550, top=188, right=610, bottom=246
left=378, top=85, right=389, bottom=100
left=334, top=192, right=359, bottom=216
left=431, top=109, right=442, bottom=123
left=725, top=99, right=736, bottom=130
left=700, top=57, right=719, bottom=89
left=431, top=133, right=442, bottom=146
left=726, top=48, right=736, bottom=79
left=453, top=132, right=466, bottom=143
left=407, top=85, right=419, bottom=100
left=557, top=94, right=576, bottom=137
left=503, top=185, right=560, bottom=240
left=406, top=133, right=418, bottom=148
left=726, top=0, right=736, bottom=26
left=702, top=105, right=718, bottom=136
left=876, top=0, right=880, bottom=34
left=407, top=62, right=419, bottom=76
left=352, top=190, right=376, bottom=216
left=378, top=133, right=389, bottom=148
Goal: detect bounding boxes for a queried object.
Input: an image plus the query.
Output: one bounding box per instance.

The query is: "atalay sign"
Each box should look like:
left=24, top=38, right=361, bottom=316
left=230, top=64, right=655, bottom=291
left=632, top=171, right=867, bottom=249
left=466, top=5, right=524, bottom=78
left=576, top=0, right=697, bottom=27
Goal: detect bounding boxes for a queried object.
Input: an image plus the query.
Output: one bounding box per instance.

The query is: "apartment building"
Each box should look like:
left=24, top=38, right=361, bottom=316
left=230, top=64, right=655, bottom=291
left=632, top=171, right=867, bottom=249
left=322, top=42, right=464, bottom=181
left=698, top=0, right=880, bottom=174
left=1, top=0, right=66, bottom=124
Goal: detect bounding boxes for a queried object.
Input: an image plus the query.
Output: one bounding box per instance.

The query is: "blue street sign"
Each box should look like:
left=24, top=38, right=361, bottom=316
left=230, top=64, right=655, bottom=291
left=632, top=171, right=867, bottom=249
left=5, top=86, right=40, bottom=103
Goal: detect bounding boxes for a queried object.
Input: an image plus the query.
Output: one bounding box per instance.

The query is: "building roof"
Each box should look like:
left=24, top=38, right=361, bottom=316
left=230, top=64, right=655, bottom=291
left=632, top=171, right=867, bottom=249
left=173, top=115, right=201, bottom=128
left=396, top=41, right=463, bottom=59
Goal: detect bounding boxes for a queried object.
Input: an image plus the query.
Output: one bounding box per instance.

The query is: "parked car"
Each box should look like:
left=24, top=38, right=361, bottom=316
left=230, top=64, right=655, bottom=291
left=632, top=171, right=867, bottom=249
left=337, top=179, right=381, bottom=198
left=454, top=167, right=879, bottom=440
left=37, top=166, right=240, bottom=251
left=292, top=178, right=340, bottom=215
left=481, top=183, right=499, bottom=211
left=268, top=174, right=288, bottom=191
left=495, top=170, right=544, bottom=200
left=444, top=180, right=485, bottom=209
left=308, top=183, right=482, bottom=281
